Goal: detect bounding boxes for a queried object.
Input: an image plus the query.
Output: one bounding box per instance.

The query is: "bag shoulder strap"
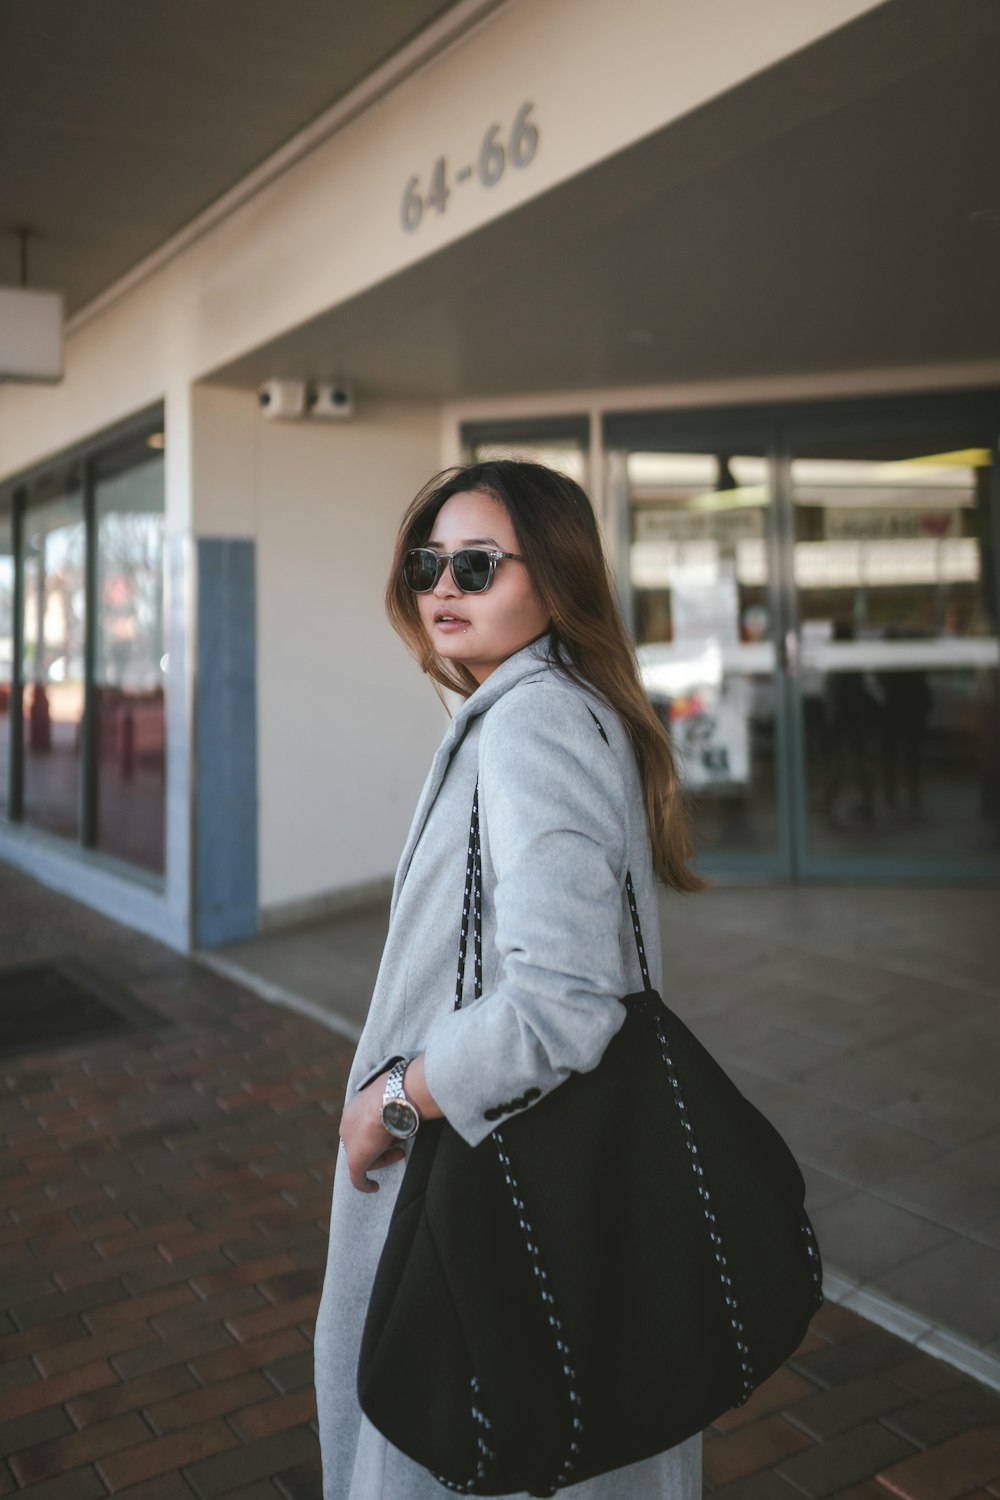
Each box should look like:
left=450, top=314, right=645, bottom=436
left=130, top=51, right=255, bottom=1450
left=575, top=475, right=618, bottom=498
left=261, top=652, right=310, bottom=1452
left=455, top=785, right=484, bottom=1011
left=455, top=708, right=652, bottom=1010
left=586, top=705, right=653, bottom=995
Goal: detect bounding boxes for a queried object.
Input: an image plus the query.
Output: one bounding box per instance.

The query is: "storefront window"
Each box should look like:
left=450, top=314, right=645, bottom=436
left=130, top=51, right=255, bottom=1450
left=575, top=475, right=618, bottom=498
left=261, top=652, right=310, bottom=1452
left=0, top=413, right=166, bottom=876
left=21, top=469, right=86, bottom=843
left=628, top=451, right=780, bottom=859
left=0, top=511, right=13, bottom=819
left=792, top=443, right=999, bottom=859
left=93, top=440, right=166, bottom=872
left=612, top=396, right=1000, bottom=880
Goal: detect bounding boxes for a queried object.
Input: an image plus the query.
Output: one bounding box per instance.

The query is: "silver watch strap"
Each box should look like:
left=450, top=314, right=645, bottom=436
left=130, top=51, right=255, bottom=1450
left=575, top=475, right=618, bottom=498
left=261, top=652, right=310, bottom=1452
left=383, top=1059, right=409, bottom=1105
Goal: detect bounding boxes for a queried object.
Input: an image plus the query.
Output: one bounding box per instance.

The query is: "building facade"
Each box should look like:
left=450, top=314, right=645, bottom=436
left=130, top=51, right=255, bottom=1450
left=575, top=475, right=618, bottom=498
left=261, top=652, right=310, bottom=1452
left=1, top=0, right=998, bottom=950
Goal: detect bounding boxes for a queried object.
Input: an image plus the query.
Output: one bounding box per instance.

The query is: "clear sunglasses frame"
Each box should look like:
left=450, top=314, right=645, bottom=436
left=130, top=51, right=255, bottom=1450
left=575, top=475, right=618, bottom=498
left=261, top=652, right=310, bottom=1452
left=403, top=546, right=524, bottom=594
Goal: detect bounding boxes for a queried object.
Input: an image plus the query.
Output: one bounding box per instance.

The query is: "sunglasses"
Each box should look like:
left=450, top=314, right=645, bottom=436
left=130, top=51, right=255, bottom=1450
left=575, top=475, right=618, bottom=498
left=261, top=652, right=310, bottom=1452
left=403, top=547, right=524, bottom=594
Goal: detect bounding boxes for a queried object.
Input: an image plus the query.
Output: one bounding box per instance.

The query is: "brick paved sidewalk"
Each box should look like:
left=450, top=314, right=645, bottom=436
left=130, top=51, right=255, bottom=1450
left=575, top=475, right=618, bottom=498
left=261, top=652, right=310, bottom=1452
left=2, top=866, right=1000, bottom=1498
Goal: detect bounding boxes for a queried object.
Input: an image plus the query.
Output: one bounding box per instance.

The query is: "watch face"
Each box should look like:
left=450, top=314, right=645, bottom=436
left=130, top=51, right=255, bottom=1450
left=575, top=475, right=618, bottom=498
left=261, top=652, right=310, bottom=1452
left=383, top=1099, right=418, bottom=1138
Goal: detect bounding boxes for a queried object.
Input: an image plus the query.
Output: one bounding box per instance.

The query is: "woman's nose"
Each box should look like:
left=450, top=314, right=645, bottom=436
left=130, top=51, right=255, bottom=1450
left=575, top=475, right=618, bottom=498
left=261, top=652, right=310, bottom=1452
left=433, top=558, right=459, bottom=596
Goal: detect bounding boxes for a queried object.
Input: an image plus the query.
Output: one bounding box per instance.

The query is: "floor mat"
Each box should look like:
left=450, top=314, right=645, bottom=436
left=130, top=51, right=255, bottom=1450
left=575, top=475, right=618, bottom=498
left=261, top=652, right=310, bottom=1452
left=0, top=960, right=166, bottom=1058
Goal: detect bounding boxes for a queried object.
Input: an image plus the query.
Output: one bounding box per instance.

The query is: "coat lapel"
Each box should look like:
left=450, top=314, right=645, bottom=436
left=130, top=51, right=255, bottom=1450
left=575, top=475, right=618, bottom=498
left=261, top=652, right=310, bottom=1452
left=389, top=638, right=551, bottom=915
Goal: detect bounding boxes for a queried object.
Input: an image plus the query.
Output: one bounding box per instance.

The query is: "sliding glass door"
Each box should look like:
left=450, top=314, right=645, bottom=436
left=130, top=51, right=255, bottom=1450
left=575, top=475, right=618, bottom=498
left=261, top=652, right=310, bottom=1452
left=20, top=468, right=86, bottom=843
left=0, top=514, right=13, bottom=820
left=624, top=442, right=791, bottom=875
left=606, top=390, right=1000, bottom=882
left=786, top=419, right=999, bottom=878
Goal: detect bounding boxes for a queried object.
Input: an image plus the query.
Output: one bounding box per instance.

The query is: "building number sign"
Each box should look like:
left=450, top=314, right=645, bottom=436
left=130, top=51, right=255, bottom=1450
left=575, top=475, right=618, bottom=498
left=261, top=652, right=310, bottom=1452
left=401, top=103, right=539, bottom=232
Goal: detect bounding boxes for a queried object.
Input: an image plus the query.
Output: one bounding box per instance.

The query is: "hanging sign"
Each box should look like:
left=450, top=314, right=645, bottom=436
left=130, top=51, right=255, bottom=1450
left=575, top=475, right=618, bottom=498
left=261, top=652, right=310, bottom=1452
left=0, top=288, right=63, bottom=382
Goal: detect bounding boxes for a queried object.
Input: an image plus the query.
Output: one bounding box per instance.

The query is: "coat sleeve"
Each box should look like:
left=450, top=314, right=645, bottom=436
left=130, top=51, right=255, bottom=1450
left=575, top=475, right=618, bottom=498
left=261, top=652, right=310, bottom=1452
left=421, top=682, right=630, bottom=1148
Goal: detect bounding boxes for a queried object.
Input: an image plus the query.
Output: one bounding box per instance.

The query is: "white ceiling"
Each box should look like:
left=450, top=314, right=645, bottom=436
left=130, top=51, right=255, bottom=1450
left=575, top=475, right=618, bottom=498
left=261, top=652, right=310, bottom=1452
left=207, top=0, right=1000, bottom=399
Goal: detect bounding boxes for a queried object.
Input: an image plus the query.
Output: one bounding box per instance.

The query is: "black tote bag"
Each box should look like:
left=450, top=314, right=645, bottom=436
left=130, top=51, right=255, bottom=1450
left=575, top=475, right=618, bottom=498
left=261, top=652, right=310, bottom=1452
left=359, top=784, right=823, bottom=1497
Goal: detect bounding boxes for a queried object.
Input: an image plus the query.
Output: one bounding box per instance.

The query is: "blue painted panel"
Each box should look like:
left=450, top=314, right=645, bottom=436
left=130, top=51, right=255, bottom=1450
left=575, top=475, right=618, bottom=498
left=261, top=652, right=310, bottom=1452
left=195, top=538, right=258, bottom=947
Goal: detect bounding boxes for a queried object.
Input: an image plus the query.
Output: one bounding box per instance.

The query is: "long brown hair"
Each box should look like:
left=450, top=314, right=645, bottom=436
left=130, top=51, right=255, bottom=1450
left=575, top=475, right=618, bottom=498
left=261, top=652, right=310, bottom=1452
left=385, top=460, right=704, bottom=893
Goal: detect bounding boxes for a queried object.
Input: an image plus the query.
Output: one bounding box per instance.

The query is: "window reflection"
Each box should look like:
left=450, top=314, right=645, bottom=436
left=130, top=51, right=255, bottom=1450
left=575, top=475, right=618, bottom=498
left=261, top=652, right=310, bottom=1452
left=628, top=452, right=779, bottom=856
left=21, top=474, right=86, bottom=842
left=4, top=424, right=166, bottom=875
left=94, top=442, right=166, bottom=873
left=0, top=512, right=13, bottom=818
left=793, top=446, right=999, bottom=856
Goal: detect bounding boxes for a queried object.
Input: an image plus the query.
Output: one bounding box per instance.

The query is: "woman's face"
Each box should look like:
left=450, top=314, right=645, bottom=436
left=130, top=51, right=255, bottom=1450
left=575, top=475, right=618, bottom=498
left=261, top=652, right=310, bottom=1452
left=415, top=489, right=550, bottom=684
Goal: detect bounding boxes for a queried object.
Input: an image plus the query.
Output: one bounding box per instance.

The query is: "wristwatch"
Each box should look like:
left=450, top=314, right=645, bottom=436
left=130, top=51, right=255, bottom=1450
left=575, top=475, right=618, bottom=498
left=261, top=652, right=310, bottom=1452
left=380, top=1060, right=421, bottom=1140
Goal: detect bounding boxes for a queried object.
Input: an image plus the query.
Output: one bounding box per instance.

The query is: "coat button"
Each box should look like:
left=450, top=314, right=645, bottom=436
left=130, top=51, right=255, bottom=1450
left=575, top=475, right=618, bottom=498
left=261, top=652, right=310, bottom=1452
left=483, top=1107, right=502, bottom=1121
left=524, top=1087, right=541, bottom=1101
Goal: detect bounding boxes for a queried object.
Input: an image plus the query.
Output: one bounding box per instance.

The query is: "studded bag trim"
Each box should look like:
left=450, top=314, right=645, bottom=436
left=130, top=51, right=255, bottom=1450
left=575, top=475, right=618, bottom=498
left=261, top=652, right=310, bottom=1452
left=449, top=779, right=588, bottom=1494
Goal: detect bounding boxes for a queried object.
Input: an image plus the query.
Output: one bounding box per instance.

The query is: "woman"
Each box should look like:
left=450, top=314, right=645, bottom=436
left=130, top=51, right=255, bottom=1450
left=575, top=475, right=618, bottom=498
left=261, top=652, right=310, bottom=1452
left=314, top=460, right=704, bottom=1498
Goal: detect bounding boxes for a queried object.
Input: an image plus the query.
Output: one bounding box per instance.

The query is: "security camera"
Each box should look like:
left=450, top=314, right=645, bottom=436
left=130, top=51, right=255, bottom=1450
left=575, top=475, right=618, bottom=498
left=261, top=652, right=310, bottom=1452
left=258, top=379, right=307, bottom=419
left=310, top=382, right=354, bottom=420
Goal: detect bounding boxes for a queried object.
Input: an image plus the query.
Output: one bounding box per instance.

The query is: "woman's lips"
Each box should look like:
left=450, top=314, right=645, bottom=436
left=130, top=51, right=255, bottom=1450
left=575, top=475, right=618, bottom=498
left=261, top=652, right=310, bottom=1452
left=434, top=612, right=470, bottom=633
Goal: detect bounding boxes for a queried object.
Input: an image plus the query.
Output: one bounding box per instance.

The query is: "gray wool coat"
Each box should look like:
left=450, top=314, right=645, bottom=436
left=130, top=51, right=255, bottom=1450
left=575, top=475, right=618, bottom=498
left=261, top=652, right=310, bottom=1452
left=314, top=637, right=702, bottom=1500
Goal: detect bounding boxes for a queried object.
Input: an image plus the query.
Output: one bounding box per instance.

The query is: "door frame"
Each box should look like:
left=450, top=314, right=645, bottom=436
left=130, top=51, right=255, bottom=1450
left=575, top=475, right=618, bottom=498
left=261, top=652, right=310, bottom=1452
left=604, top=385, right=1000, bottom=883
left=604, top=403, right=795, bottom=881
left=777, top=389, right=1000, bottom=884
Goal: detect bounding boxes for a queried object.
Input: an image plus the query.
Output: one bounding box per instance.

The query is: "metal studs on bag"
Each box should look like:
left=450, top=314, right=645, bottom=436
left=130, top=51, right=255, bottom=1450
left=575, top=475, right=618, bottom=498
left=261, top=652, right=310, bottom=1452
left=626, top=873, right=757, bottom=1409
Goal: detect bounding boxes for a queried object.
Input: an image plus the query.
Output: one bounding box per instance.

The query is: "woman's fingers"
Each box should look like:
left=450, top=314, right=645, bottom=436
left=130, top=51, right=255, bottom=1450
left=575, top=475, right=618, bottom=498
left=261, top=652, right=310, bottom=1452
left=372, top=1145, right=406, bottom=1170
left=343, top=1139, right=406, bottom=1193
left=349, top=1162, right=378, bottom=1193
left=345, top=1143, right=381, bottom=1193
left=339, top=1069, right=406, bottom=1192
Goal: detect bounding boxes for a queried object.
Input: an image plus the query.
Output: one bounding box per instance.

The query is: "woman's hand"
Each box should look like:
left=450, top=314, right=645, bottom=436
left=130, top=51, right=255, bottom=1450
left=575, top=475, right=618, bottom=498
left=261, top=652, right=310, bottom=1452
left=339, top=1056, right=442, bottom=1194
left=338, top=1069, right=406, bottom=1193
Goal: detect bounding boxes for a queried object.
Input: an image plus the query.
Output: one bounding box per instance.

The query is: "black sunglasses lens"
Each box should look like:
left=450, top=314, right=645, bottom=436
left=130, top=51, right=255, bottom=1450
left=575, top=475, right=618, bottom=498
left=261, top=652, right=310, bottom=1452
left=452, top=550, right=492, bottom=592
left=404, top=550, right=439, bottom=591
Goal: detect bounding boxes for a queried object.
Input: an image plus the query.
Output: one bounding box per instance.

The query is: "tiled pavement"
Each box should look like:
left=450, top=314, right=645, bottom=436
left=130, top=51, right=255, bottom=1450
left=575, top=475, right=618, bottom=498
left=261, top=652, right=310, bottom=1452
left=3, top=865, right=1000, bottom=1498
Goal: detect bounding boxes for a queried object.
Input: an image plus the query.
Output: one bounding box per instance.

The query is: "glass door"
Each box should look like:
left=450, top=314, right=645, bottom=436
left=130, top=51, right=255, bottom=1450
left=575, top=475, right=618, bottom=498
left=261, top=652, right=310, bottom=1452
left=623, top=443, right=793, bottom=876
left=786, top=426, right=1000, bottom=877
left=93, top=437, right=167, bottom=873
left=608, top=391, right=1000, bottom=882
left=20, top=466, right=86, bottom=843
left=0, top=511, right=13, bottom=818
